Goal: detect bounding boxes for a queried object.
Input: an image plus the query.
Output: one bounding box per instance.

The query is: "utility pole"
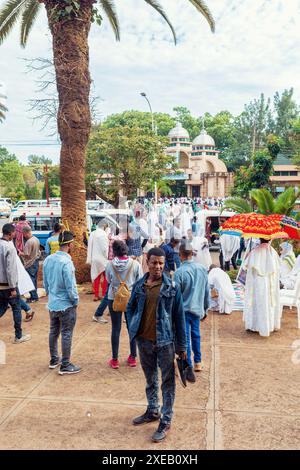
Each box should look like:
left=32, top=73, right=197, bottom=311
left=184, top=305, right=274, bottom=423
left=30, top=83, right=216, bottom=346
left=44, top=164, right=50, bottom=206
left=140, top=92, right=158, bottom=204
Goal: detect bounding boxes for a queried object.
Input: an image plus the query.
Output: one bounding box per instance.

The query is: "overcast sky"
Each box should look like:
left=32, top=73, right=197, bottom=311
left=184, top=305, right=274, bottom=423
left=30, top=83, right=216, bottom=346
left=1, top=0, right=300, bottom=163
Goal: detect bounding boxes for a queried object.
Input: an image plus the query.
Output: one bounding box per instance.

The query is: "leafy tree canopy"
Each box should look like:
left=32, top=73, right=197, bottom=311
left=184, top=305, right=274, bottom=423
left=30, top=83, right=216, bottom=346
left=86, top=125, right=176, bottom=205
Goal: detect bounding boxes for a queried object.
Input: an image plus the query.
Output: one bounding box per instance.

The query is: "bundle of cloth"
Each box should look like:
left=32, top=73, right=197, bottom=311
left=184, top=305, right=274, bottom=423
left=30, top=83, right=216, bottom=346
left=208, top=265, right=235, bottom=315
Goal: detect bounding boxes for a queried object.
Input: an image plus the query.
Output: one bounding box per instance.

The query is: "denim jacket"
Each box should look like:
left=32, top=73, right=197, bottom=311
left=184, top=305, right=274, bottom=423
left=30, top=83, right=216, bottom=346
left=126, top=273, right=186, bottom=353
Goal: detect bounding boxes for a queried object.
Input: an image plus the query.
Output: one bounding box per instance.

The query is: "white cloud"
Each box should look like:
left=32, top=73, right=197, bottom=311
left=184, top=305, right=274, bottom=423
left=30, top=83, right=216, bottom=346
left=1, top=0, right=300, bottom=163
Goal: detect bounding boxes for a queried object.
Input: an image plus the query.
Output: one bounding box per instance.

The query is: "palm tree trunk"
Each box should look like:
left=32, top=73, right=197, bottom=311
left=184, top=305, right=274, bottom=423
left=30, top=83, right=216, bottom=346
left=45, top=1, right=93, bottom=282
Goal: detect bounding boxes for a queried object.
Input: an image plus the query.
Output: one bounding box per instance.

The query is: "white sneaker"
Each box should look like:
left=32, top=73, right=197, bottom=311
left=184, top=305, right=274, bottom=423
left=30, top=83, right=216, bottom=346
left=92, top=315, right=108, bottom=324
left=14, top=334, right=31, bottom=344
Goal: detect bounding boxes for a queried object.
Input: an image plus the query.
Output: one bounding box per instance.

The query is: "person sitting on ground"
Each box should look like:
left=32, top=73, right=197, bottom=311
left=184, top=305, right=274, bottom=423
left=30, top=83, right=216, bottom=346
left=105, top=240, right=143, bottom=369
left=208, top=264, right=235, bottom=315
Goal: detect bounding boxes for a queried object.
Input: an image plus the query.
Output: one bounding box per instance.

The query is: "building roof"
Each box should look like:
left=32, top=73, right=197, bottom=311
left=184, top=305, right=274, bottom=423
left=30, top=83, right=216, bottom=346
left=274, top=153, right=293, bottom=165
left=168, top=121, right=190, bottom=139
left=193, top=129, right=215, bottom=146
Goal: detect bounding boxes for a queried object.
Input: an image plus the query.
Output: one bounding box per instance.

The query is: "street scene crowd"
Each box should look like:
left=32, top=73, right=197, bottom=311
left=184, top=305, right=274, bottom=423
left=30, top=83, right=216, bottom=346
left=1, top=197, right=299, bottom=443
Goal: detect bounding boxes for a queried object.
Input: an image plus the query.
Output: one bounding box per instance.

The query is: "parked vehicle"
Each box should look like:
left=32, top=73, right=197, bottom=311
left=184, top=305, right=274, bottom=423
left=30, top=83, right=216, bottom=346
left=0, top=201, right=11, bottom=217
left=196, top=209, right=236, bottom=249
left=9, top=207, right=120, bottom=250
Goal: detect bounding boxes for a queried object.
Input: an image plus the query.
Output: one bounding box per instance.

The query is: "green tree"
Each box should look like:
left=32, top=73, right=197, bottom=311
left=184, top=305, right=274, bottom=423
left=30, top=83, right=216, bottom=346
left=102, top=110, right=175, bottom=137
left=231, top=150, right=274, bottom=199
left=0, top=83, right=7, bottom=122
left=274, top=88, right=298, bottom=147
left=0, top=0, right=215, bottom=280
left=86, top=126, right=176, bottom=205
left=0, top=145, right=17, bottom=163
left=224, top=187, right=300, bottom=217
left=173, top=106, right=200, bottom=140
left=0, top=159, right=25, bottom=201
left=27, top=154, right=53, bottom=165
left=290, top=118, right=300, bottom=167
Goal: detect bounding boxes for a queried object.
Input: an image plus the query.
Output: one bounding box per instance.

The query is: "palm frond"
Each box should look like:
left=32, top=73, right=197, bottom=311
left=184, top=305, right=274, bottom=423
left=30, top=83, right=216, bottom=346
left=20, top=0, right=41, bottom=47
left=188, top=0, right=215, bottom=32
left=0, top=0, right=27, bottom=44
left=250, top=188, right=275, bottom=215
left=99, top=0, right=120, bottom=41
left=144, top=0, right=177, bottom=44
left=222, top=197, right=252, bottom=214
left=274, top=187, right=298, bottom=215
left=0, top=86, right=8, bottom=122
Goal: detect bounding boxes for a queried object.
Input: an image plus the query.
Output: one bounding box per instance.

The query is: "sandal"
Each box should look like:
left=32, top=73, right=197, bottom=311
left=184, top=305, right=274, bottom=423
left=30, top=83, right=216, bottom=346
left=24, top=311, right=35, bottom=322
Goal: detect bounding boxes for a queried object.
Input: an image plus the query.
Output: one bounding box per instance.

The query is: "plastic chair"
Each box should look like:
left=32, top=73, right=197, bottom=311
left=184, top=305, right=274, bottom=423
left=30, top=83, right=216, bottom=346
left=279, top=275, right=300, bottom=329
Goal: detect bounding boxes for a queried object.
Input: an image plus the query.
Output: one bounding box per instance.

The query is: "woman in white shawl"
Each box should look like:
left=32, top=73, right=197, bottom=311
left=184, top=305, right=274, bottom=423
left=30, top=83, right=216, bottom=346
left=87, top=224, right=109, bottom=301
left=279, top=242, right=296, bottom=282
left=243, top=239, right=281, bottom=337
left=208, top=265, right=235, bottom=314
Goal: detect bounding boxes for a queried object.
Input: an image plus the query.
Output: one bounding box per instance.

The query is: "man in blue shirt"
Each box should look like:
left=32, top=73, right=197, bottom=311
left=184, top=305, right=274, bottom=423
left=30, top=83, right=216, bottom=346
left=160, top=238, right=180, bottom=274
left=174, top=241, right=209, bottom=383
left=43, top=231, right=81, bottom=375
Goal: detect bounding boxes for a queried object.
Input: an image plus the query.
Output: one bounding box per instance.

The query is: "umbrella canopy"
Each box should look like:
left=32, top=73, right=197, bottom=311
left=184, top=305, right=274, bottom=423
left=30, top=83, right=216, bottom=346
left=220, top=212, right=288, bottom=240
left=267, top=214, right=300, bottom=240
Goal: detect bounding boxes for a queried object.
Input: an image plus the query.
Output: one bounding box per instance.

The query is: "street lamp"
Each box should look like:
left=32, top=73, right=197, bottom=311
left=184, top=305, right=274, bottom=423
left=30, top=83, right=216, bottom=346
left=140, top=92, right=158, bottom=203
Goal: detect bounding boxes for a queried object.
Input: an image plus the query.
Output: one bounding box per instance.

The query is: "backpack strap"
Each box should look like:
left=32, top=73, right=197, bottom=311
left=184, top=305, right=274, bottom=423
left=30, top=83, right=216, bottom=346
left=111, top=259, right=134, bottom=284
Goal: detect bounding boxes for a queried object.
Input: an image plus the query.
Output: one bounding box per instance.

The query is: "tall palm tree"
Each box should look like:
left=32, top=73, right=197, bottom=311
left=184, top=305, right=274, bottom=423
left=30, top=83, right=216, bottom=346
left=0, top=83, right=8, bottom=122
left=0, top=0, right=215, bottom=280
left=223, top=187, right=300, bottom=217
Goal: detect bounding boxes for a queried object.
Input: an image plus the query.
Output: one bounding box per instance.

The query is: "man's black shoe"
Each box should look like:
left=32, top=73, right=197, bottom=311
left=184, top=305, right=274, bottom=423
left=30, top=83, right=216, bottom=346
left=132, top=408, right=161, bottom=426
left=186, top=366, right=196, bottom=383
left=151, top=421, right=171, bottom=443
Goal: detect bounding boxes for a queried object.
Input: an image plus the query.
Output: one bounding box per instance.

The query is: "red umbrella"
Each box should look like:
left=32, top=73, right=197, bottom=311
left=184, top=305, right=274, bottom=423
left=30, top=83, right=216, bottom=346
left=267, top=214, right=300, bottom=240
left=220, top=213, right=288, bottom=240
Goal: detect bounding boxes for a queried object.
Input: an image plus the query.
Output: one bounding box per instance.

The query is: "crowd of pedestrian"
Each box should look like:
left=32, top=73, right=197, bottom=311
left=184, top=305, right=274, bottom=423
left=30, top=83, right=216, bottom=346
left=1, top=196, right=297, bottom=443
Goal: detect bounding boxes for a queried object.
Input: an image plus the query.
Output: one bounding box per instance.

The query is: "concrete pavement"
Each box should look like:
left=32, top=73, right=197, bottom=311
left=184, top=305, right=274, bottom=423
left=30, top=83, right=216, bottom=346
left=0, top=290, right=300, bottom=450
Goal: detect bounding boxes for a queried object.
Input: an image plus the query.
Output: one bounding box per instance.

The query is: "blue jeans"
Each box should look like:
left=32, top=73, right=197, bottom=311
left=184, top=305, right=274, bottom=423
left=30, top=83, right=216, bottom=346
left=26, top=259, right=39, bottom=301
left=185, top=312, right=201, bottom=367
left=108, top=300, right=136, bottom=359
left=20, top=298, right=31, bottom=313
left=0, top=289, right=22, bottom=339
left=137, top=337, right=175, bottom=425
left=174, top=253, right=181, bottom=269
left=95, top=286, right=109, bottom=317
left=49, top=306, right=77, bottom=367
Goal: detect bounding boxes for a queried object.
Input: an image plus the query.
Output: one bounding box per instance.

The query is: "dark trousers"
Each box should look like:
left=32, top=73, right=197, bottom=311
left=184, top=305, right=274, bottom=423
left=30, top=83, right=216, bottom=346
left=26, top=259, right=39, bottom=301
left=108, top=300, right=136, bottom=359
left=0, top=289, right=22, bottom=339
left=95, top=285, right=109, bottom=317
left=137, top=337, right=175, bottom=425
left=49, top=306, right=77, bottom=367
left=220, top=251, right=238, bottom=271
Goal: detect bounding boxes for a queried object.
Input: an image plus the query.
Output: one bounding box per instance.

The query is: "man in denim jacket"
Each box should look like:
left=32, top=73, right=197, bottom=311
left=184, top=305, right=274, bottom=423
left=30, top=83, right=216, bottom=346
left=126, top=247, right=186, bottom=443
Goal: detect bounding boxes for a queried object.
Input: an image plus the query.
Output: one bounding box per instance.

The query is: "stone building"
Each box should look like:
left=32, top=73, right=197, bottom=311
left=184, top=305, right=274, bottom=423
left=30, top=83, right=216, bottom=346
left=165, top=122, right=233, bottom=198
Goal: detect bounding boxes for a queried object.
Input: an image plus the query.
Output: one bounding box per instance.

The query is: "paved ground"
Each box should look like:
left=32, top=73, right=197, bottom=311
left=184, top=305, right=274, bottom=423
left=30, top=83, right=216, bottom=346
left=1, top=284, right=300, bottom=450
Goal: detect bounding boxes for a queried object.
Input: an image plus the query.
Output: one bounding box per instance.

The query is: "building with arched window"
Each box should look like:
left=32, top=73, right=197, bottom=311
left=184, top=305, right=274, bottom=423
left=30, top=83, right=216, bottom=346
left=165, top=122, right=233, bottom=197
